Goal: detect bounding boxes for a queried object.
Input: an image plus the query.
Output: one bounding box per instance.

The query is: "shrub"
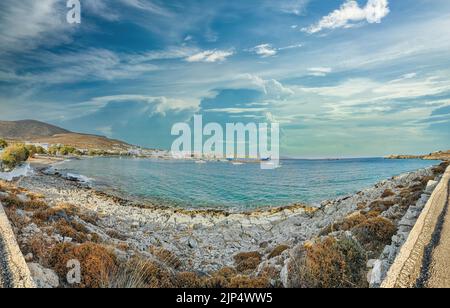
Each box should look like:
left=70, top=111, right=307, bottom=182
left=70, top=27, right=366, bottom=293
left=268, top=245, right=290, bottom=259
left=288, top=236, right=368, bottom=288
left=0, top=139, right=8, bottom=149
left=320, top=212, right=367, bottom=236
left=48, top=145, right=78, bottom=156
left=175, top=272, right=204, bottom=288
left=352, top=217, right=396, bottom=254
left=1, top=144, right=30, bottom=168
left=107, top=258, right=176, bottom=288
left=381, top=189, right=395, bottom=198
left=234, top=251, right=262, bottom=273
left=49, top=242, right=118, bottom=288
left=148, top=246, right=182, bottom=269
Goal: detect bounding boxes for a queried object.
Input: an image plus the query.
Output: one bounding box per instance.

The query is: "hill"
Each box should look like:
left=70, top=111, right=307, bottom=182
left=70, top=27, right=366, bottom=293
left=0, top=120, right=132, bottom=151
left=0, top=120, right=69, bottom=139
left=387, top=150, right=450, bottom=161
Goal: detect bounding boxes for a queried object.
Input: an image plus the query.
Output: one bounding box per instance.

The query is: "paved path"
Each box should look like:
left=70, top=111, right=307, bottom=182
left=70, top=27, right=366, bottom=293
left=422, top=184, right=450, bottom=288
left=382, top=165, right=450, bottom=288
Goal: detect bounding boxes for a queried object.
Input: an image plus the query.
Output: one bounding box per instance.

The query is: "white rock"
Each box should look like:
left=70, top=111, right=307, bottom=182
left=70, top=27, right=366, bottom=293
left=0, top=191, right=9, bottom=198
left=369, top=260, right=383, bottom=286
left=28, top=263, right=60, bottom=288
left=24, top=253, right=34, bottom=262
left=16, top=193, right=30, bottom=203
left=367, top=259, right=377, bottom=269
left=425, top=180, right=438, bottom=194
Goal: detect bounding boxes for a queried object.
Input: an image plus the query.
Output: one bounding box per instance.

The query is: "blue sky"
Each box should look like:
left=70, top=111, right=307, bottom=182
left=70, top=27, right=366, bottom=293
left=0, top=0, right=449, bottom=157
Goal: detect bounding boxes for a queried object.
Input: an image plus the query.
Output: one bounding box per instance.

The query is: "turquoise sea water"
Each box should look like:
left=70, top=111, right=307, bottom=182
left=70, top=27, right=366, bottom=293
left=55, top=157, right=440, bottom=210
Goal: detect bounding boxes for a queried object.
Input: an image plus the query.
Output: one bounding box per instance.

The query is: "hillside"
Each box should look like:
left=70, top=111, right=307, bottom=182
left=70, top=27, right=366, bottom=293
left=0, top=120, right=69, bottom=139
left=387, top=150, right=450, bottom=161
left=0, top=120, right=132, bottom=151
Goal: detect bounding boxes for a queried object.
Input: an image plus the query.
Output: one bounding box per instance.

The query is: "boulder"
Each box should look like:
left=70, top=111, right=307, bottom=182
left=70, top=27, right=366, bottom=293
left=425, top=180, right=438, bottom=194
left=28, top=263, right=59, bottom=288
left=16, top=193, right=30, bottom=203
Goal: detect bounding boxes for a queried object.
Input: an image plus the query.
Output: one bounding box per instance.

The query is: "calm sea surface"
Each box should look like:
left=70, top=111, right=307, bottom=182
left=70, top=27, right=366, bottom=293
left=55, top=157, right=440, bottom=210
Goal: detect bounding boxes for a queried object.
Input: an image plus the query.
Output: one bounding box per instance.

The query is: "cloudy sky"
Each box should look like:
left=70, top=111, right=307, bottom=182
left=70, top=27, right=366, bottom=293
left=0, top=0, right=449, bottom=157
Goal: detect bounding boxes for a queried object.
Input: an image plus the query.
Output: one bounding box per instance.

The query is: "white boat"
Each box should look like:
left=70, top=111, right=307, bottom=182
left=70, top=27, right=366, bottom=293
left=195, top=160, right=207, bottom=164
left=231, top=162, right=244, bottom=165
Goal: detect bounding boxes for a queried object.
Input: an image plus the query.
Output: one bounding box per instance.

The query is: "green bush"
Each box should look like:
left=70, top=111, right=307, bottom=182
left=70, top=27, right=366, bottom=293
left=0, top=139, right=8, bottom=149
left=48, top=145, right=78, bottom=156
left=24, top=144, right=46, bottom=156
left=1, top=144, right=30, bottom=168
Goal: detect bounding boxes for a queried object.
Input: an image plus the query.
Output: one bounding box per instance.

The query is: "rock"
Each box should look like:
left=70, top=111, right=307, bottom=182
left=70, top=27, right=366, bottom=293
left=28, top=263, right=59, bottom=288
left=399, top=217, right=415, bottom=227
left=24, top=253, right=34, bottom=262
left=0, top=191, right=9, bottom=199
left=280, top=262, right=289, bottom=288
left=425, top=180, right=438, bottom=194
left=22, top=223, right=41, bottom=237
left=131, top=221, right=140, bottom=229
left=188, top=238, right=198, bottom=249
left=369, top=260, right=383, bottom=287
left=367, top=259, right=377, bottom=269
left=16, top=193, right=30, bottom=203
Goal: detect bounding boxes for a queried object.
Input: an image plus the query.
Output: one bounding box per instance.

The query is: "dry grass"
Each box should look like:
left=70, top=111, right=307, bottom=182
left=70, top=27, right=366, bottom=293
left=381, top=189, right=395, bottom=198
left=288, top=236, right=367, bottom=288
left=49, top=242, right=118, bottom=288
left=148, top=246, right=182, bottom=269
left=234, top=251, right=262, bottom=273
left=352, top=217, right=396, bottom=254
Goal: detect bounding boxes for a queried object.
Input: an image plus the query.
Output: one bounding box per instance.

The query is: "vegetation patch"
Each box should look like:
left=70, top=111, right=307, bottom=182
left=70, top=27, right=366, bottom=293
left=1, top=144, right=30, bottom=169
left=49, top=242, right=118, bottom=288
left=234, top=251, right=262, bottom=273
left=288, top=235, right=367, bottom=288
left=352, top=217, right=396, bottom=254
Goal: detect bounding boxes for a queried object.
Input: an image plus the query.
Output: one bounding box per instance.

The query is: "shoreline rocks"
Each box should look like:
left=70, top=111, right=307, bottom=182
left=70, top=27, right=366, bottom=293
left=13, top=165, right=443, bottom=276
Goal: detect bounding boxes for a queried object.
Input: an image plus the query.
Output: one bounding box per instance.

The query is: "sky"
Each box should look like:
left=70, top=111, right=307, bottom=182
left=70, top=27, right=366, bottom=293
left=0, top=0, right=450, bottom=157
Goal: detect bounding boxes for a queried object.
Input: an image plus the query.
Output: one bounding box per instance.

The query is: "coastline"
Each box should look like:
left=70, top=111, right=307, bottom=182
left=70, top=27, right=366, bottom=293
left=1, top=156, right=448, bottom=287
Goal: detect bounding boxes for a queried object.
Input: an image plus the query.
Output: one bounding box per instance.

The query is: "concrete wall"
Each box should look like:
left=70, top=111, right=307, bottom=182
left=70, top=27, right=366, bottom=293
left=0, top=202, right=36, bottom=288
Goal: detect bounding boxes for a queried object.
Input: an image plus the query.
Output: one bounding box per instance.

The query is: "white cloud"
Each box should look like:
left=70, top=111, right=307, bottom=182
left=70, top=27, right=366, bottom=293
left=303, top=0, right=390, bottom=34
left=308, top=67, right=333, bottom=76
left=0, top=0, right=72, bottom=53
left=250, top=43, right=302, bottom=58
left=117, top=0, right=171, bottom=16
left=246, top=74, right=294, bottom=100
left=251, top=44, right=278, bottom=58
left=0, top=48, right=161, bottom=84
left=186, top=49, right=234, bottom=63
left=84, top=94, right=199, bottom=116
left=204, top=107, right=267, bottom=114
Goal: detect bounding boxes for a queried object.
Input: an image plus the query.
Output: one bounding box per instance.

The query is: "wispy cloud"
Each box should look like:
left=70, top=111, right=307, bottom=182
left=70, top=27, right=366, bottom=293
left=251, top=44, right=278, bottom=58
left=0, top=0, right=72, bottom=53
left=246, top=74, right=294, bottom=100
left=308, top=67, right=333, bottom=77
left=250, top=43, right=303, bottom=58
left=185, top=49, right=234, bottom=63
left=303, top=0, right=390, bottom=34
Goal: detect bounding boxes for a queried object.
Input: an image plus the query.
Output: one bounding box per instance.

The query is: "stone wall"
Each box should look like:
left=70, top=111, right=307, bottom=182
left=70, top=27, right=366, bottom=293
left=0, top=202, right=36, bottom=288
left=380, top=165, right=450, bottom=288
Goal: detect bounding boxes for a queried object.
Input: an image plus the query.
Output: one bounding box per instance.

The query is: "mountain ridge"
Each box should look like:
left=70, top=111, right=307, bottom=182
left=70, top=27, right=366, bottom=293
left=0, top=120, right=132, bottom=151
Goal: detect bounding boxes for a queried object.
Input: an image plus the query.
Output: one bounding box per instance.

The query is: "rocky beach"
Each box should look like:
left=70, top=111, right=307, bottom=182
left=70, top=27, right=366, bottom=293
left=0, top=158, right=447, bottom=288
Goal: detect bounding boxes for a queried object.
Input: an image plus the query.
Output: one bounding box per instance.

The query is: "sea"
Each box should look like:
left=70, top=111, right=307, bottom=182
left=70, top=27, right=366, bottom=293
left=54, top=157, right=440, bottom=210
